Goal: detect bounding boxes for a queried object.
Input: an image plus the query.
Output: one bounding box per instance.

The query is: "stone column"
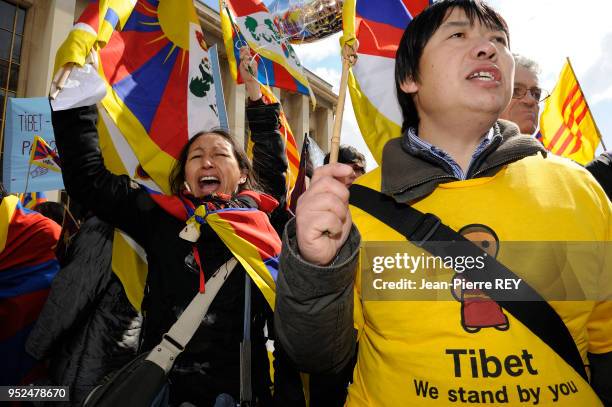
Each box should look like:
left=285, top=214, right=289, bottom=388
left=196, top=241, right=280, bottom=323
left=22, top=0, right=76, bottom=97
left=287, top=93, right=309, bottom=149
left=221, top=59, right=246, bottom=148
left=315, top=107, right=333, bottom=152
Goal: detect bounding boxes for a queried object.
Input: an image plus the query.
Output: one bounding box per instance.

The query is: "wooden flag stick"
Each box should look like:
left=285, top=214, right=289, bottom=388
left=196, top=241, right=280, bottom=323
left=329, top=42, right=358, bottom=164
left=49, top=64, right=74, bottom=100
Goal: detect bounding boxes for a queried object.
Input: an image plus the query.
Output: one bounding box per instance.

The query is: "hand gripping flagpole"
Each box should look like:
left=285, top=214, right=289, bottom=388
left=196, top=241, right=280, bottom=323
left=329, top=41, right=358, bottom=164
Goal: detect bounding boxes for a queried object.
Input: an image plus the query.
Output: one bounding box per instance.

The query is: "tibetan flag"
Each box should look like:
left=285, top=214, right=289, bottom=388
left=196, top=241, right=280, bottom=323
left=29, top=136, right=61, bottom=173
left=149, top=191, right=281, bottom=309
left=0, top=195, right=60, bottom=385
left=538, top=59, right=601, bottom=165
left=246, top=85, right=300, bottom=202
left=54, top=0, right=136, bottom=72
left=288, top=134, right=310, bottom=214
left=99, top=0, right=221, bottom=193
left=18, top=192, right=48, bottom=210
left=220, top=0, right=314, bottom=103
left=342, top=0, right=431, bottom=164
left=54, top=0, right=222, bottom=310
left=206, top=206, right=280, bottom=309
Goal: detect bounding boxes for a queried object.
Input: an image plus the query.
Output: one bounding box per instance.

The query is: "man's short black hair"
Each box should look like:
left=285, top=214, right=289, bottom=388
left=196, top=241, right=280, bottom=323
left=395, top=0, right=510, bottom=132
left=324, top=145, right=366, bottom=170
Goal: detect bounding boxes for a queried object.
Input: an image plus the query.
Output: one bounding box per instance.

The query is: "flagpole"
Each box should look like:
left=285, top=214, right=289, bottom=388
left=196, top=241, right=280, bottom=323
left=24, top=134, right=38, bottom=196
left=566, top=57, right=607, bottom=151
left=50, top=64, right=74, bottom=100
left=23, top=160, right=32, bottom=195
left=329, top=42, right=358, bottom=163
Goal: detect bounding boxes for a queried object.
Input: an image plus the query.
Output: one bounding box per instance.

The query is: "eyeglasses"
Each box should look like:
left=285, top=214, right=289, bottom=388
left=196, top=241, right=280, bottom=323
left=512, top=86, right=549, bottom=102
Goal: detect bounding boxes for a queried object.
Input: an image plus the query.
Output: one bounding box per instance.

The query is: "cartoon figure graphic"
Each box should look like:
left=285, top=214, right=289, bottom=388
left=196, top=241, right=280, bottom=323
left=451, top=224, right=509, bottom=333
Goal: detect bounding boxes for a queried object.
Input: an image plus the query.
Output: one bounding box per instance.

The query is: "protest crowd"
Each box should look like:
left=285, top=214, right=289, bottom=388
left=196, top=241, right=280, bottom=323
left=0, top=0, right=610, bottom=406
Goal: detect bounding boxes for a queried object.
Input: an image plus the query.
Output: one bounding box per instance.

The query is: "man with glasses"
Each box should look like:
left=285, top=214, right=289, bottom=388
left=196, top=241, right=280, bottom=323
left=500, top=54, right=547, bottom=135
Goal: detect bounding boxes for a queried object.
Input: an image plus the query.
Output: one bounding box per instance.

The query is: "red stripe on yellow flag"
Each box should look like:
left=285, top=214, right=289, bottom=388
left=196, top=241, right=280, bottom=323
left=539, top=58, right=601, bottom=165
left=246, top=85, right=300, bottom=201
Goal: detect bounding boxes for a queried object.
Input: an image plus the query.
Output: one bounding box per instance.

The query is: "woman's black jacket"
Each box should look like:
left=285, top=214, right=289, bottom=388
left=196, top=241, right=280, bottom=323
left=26, top=217, right=141, bottom=405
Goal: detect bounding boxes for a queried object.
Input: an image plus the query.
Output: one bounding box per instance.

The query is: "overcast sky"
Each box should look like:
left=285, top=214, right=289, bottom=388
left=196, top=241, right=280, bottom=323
left=293, top=0, right=612, bottom=169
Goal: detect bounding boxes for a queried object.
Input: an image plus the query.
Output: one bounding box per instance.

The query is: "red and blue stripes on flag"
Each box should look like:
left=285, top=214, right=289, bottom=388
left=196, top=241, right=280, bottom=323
left=100, top=0, right=190, bottom=162
left=342, top=0, right=431, bottom=164
left=355, top=0, right=424, bottom=58
left=0, top=196, right=60, bottom=385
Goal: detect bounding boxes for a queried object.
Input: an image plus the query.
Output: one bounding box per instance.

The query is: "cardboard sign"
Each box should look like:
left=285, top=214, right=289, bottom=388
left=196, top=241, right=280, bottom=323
left=2, top=97, right=64, bottom=193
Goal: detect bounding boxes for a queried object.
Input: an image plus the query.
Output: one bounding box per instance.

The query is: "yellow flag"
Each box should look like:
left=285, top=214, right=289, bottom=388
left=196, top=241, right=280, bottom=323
left=539, top=59, right=601, bottom=165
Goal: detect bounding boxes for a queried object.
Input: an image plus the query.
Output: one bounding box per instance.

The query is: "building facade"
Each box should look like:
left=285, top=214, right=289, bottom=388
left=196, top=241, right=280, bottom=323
left=0, top=0, right=338, bottom=186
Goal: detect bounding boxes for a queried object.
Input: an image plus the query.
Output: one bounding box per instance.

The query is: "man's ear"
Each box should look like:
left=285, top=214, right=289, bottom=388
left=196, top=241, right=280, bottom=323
left=399, top=76, right=419, bottom=94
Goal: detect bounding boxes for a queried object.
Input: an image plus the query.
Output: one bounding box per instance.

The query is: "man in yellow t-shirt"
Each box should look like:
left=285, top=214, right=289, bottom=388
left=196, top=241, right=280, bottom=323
left=274, top=1, right=611, bottom=406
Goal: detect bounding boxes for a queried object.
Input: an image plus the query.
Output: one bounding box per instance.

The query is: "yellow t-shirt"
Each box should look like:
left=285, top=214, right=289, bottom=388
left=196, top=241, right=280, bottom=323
left=348, top=154, right=611, bottom=406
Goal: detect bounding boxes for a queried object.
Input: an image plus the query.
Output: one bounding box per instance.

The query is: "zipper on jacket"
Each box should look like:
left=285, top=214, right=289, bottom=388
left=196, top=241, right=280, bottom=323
left=472, top=154, right=534, bottom=178
left=389, top=153, right=533, bottom=199
left=465, top=136, right=503, bottom=179
left=389, top=174, right=457, bottom=196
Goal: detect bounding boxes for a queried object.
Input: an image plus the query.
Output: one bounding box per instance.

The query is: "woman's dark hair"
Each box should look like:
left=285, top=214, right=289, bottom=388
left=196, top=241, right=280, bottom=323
left=169, top=129, right=257, bottom=196
left=0, top=182, right=7, bottom=200
left=395, top=0, right=510, bottom=132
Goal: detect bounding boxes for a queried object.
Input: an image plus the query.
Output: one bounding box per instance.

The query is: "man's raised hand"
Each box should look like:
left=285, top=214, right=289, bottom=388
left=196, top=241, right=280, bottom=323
left=295, top=163, right=354, bottom=266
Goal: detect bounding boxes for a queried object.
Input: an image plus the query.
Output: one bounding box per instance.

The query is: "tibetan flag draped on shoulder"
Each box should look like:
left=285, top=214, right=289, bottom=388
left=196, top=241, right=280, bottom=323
left=53, top=0, right=221, bottom=310
left=29, top=136, right=61, bottom=173
left=342, top=0, right=430, bottom=164
left=205, top=205, right=280, bottom=309
left=0, top=195, right=60, bottom=385
left=220, top=0, right=314, bottom=103
left=19, top=192, right=48, bottom=210
left=538, top=59, right=601, bottom=165
left=148, top=191, right=281, bottom=309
